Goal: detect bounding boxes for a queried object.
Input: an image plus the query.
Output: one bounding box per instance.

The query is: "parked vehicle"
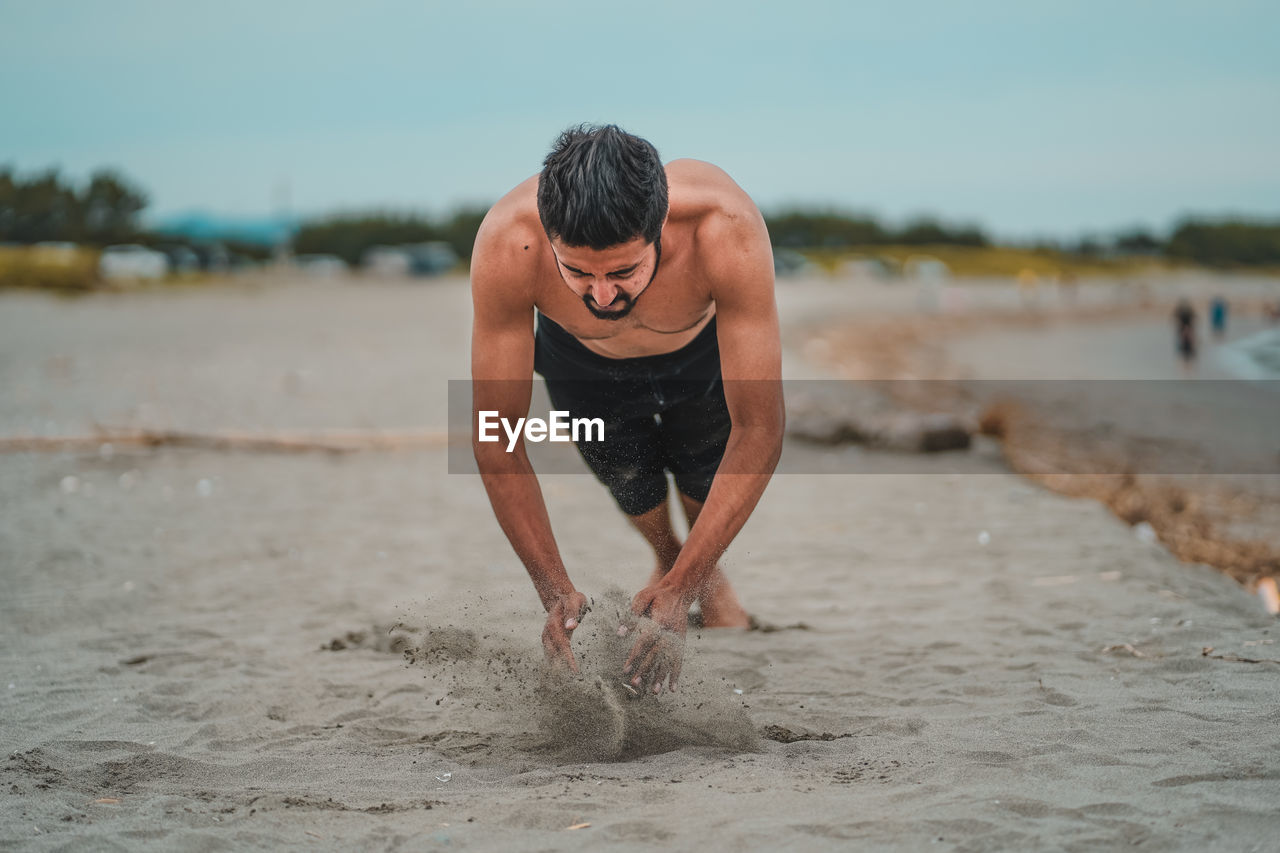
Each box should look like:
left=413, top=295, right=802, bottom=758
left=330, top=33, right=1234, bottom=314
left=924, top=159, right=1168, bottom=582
left=99, top=245, right=169, bottom=280
left=295, top=254, right=349, bottom=277
left=362, top=242, right=459, bottom=277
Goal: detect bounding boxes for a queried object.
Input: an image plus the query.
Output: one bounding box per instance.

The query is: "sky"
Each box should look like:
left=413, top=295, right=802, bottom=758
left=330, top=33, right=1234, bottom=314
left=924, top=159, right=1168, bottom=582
left=2, top=0, right=1278, bottom=240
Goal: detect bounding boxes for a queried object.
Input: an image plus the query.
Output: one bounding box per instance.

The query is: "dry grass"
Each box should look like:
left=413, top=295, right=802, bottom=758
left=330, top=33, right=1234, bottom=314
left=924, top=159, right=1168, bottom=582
left=0, top=245, right=101, bottom=290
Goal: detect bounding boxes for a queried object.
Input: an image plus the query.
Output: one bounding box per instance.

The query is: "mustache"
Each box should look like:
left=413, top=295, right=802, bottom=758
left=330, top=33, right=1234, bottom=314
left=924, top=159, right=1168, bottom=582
left=583, top=290, right=636, bottom=320
left=575, top=235, right=660, bottom=322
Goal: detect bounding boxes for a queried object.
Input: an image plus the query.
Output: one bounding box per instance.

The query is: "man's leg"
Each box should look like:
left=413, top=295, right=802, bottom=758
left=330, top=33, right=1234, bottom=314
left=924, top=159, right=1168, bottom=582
left=622, top=491, right=749, bottom=627
left=675, top=492, right=750, bottom=628
left=624, top=493, right=682, bottom=585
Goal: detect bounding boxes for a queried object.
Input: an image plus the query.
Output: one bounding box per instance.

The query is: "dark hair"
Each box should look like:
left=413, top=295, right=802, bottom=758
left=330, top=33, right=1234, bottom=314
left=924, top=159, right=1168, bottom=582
left=537, top=124, right=668, bottom=250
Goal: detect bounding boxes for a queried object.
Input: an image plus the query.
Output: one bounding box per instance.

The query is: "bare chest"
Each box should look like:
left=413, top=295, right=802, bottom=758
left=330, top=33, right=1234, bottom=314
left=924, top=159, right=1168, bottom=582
left=533, top=268, right=715, bottom=359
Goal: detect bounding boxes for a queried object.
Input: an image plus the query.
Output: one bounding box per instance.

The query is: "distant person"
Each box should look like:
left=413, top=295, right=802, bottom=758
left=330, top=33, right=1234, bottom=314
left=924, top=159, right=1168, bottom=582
left=1209, top=295, right=1228, bottom=340
left=1057, top=270, right=1078, bottom=305
left=1016, top=268, right=1039, bottom=308
left=1173, top=299, right=1197, bottom=367
left=470, top=125, right=783, bottom=694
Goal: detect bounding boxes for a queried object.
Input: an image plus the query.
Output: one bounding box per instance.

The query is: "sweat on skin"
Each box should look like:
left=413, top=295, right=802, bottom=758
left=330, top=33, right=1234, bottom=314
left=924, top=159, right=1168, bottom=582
left=477, top=410, right=605, bottom=452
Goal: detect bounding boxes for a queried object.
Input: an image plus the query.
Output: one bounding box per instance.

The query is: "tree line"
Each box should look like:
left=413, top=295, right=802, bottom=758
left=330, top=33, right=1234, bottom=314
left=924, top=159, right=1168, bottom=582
left=0, top=168, right=272, bottom=261
left=0, top=167, right=147, bottom=245
left=1164, top=221, right=1280, bottom=267
left=293, top=209, right=488, bottom=265
left=765, top=210, right=990, bottom=249
left=293, top=209, right=1280, bottom=269
left=4, top=166, right=1279, bottom=268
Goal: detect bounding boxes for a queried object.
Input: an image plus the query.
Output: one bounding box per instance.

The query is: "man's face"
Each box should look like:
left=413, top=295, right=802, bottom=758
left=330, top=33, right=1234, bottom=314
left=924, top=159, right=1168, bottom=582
left=549, top=235, right=661, bottom=321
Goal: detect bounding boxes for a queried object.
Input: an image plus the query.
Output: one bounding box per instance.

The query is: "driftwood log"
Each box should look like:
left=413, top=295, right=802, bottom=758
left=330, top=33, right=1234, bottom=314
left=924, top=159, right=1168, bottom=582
left=0, top=428, right=451, bottom=454
left=788, top=409, right=971, bottom=453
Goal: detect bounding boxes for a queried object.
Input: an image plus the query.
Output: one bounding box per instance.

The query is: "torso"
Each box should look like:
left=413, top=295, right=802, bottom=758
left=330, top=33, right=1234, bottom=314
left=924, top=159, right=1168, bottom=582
left=487, top=160, right=733, bottom=359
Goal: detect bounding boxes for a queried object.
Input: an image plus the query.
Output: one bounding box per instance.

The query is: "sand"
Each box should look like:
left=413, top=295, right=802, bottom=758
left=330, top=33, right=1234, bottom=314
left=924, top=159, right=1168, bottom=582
left=805, top=274, right=1280, bottom=583
left=3, top=274, right=1279, bottom=850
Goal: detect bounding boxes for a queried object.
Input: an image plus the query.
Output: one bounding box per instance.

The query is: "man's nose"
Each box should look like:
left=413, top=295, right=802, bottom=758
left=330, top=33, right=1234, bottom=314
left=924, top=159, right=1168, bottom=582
left=591, top=280, right=618, bottom=305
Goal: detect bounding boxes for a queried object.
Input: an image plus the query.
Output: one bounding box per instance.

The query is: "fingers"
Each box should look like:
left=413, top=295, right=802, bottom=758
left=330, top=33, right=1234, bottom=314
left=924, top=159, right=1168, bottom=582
left=543, top=613, right=580, bottom=675
left=561, top=593, right=589, bottom=631
left=543, top=631, right=580, bottom=674
left=623, top=629, right=682, bottom=695
left=617, top=607, right=639, bottom=637
left=649, top=658, right=670, bottom=694
left=542, top=591, right=684, bottom=693
left=568, top=592, right=590, bottom=629
left=629, top=590, right=655, bottom=619
left=623, top=625, right=658, bottom=675
left=540, top=592, right=594, bottom=677
left=637, top=644, right=662, bottom=687
left=643, top=646, right=677, bottom=695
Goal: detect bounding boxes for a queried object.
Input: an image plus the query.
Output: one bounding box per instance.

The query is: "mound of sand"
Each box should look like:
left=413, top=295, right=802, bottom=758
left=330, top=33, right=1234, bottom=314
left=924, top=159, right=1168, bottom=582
left=390, top=588, right=758, bottom=763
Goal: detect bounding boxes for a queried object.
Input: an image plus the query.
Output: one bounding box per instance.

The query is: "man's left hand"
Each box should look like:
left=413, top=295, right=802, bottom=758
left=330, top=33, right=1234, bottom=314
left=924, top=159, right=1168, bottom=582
left=621, top=582, right=690, bottom=694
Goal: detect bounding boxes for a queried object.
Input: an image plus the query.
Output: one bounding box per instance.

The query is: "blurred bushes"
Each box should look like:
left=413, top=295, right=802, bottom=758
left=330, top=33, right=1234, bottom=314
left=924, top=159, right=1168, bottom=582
left=6, top=161, right=1278, bottom=279
left=0, top=167, right=147, bottom=245
left=767, top=211, right=1280, bottom=269
left=294, top=207, right=489, bottom=265
left=294, top=214, right=433, bottom=265
left=290, top=208, right=993, bottom=268
left=1166, top=219, right=1280, bottom=267
left=764, top=210, right=988, bottom=249
left=767, top=211, right=888, bottom=248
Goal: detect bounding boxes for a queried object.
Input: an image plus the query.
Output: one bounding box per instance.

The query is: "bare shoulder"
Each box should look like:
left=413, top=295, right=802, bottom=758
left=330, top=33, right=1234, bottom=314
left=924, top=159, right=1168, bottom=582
left=471, top=175, right=544, bottom=307
left=667, top=160, right=772, bottom=290
left=668, top=159, right=760, bottom=222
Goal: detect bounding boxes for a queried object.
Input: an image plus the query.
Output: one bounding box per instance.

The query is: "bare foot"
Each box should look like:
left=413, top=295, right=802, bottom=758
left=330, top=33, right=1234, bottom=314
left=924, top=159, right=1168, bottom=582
left=696, top=570, right=750, bottom=628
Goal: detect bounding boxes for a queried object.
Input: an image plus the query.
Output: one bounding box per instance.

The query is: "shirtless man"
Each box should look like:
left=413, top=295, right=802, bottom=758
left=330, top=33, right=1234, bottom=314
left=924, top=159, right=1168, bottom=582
left=470, top=125, right=783, bottom=694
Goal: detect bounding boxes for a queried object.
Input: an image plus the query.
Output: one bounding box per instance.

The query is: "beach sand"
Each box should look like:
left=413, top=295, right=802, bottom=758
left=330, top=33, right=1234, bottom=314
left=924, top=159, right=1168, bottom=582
left=3, top=276, right=1279, bottom=850
left=806, top=274, right=1280, bottom=585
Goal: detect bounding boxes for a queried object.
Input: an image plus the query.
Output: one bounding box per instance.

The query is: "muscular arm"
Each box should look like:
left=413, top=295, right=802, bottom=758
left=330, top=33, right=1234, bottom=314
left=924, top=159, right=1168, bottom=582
left=470, top=220, right=579, bottom=617
left=622, top=191, right=782, bottom=691
left=659, top=203, right=784, bottom=605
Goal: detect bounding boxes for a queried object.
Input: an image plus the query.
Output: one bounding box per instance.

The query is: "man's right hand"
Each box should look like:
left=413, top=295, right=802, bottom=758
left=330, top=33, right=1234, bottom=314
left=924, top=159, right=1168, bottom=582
left=542, top=590, right=590, bottom=673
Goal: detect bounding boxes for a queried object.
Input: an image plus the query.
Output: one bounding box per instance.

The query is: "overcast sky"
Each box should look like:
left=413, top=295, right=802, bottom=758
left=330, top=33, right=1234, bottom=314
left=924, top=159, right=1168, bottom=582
left=3, top=0, right=1277, bottom=239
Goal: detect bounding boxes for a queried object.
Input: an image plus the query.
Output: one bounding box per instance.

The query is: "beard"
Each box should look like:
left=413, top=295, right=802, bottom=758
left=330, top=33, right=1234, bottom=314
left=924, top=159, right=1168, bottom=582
left=580, top=237, right=661, bottom=322
left=583, top=289, right=636, bottom=320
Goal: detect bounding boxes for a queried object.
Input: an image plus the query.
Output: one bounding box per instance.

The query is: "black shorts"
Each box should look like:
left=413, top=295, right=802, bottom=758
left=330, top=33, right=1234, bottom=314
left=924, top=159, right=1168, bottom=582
left=534, top=312, right=732, bottom=516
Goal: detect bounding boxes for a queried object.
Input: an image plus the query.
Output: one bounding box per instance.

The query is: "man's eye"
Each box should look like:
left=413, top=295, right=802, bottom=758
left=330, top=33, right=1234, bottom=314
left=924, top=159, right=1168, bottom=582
left=608, top=271, right=633, bottom=280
